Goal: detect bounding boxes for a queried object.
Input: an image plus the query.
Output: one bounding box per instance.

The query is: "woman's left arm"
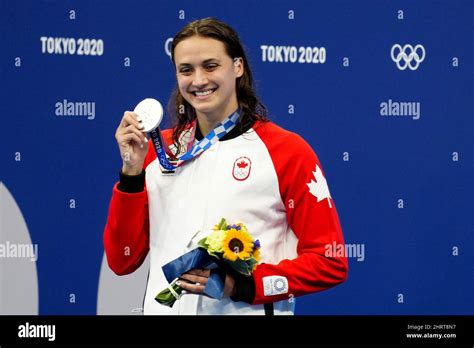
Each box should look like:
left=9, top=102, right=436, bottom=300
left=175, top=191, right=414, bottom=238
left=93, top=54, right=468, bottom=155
left=241, top=127, right=349, bottom=305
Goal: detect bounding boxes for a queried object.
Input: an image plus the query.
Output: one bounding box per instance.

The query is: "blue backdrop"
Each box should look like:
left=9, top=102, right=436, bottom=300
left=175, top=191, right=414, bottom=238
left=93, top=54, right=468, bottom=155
left=1, top=0, right=472, bottom=315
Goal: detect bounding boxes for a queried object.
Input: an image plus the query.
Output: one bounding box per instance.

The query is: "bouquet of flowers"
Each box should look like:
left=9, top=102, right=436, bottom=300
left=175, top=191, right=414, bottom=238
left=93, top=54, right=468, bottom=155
left=155, top=218, right=261, bottom=307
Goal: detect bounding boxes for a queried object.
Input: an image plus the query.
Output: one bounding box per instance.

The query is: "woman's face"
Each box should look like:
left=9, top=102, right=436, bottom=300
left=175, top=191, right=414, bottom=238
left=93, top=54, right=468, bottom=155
left=173, top=36, right=243, bottom=120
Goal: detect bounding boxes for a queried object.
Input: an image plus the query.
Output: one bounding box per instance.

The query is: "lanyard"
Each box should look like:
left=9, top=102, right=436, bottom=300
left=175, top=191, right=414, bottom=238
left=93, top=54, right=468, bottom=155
left=149, top=110, right=240, bottom=171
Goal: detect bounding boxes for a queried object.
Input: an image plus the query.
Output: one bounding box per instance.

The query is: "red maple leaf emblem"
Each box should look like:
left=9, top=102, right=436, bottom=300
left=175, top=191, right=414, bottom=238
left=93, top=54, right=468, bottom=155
left=237, top=161, right=248, bottom=169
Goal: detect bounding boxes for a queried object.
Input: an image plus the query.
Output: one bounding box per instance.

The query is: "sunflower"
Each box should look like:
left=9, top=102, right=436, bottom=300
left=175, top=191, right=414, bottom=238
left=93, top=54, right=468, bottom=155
left=222, top=228, right=254, bottom=261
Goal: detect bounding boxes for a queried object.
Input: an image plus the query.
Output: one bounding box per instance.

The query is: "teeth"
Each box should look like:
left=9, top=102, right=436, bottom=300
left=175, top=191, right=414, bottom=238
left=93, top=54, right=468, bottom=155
left=195, top=89, right=214, bottom=96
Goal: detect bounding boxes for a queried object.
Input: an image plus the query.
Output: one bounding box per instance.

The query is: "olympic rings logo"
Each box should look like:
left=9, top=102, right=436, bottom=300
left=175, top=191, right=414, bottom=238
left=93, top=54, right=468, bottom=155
left=391, top=44, right=426, bottom=71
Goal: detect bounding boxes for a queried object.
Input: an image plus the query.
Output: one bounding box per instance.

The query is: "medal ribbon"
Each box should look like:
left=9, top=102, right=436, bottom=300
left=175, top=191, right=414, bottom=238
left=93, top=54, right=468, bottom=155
left=149, top=110, right=240, bottom=171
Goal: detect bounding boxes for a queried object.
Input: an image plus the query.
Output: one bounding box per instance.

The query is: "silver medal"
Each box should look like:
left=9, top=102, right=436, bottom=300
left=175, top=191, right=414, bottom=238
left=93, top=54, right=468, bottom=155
left=134, top=98, right=163, bottom=132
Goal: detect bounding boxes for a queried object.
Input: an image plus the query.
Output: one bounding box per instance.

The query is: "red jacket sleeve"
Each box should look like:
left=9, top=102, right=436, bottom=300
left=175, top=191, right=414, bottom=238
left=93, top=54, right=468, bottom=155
left=252, top=122, right=348, bottom=304
left=103, top=184, right=150, bottom=275
left=103, top=133, right=162, bottom=275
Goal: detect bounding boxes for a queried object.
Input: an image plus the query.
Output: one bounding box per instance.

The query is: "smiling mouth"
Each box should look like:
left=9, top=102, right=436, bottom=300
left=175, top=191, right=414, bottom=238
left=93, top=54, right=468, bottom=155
left=192, top=88, right=217, bottom=97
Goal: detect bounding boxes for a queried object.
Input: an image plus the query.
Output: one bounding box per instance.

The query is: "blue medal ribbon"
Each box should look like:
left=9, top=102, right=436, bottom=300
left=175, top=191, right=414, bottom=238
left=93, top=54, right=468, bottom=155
left=149, top=110, right=240, bottom=171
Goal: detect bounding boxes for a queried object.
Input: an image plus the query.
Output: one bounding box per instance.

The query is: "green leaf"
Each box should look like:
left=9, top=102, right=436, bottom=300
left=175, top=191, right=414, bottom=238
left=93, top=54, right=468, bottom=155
left=227, top=259, right=251, bottom=276
left=154, top=281, right=183, bottom=308
left=197, top=238, right=208, bottom=249
left=246, top=257, right=258, bottom=270
left=217, top=218, right=227, bottom=230
left=207, top=250, right=221, bottom=259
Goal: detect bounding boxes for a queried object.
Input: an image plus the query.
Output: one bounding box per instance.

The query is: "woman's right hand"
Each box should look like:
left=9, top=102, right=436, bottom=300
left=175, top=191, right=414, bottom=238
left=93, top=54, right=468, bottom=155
left=115, top=111, right=149, bottom=175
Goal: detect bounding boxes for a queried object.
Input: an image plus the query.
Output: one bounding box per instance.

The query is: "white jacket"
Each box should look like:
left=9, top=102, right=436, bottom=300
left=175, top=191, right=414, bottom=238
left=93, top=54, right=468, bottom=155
left=104, top=121, right=348, bottom=315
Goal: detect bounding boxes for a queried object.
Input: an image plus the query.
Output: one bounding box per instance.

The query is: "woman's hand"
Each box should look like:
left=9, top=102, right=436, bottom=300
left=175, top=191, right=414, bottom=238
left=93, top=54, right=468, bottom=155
left=115, top=111, right=149, bottom=175
left=178, top=268, right=236, bottom=298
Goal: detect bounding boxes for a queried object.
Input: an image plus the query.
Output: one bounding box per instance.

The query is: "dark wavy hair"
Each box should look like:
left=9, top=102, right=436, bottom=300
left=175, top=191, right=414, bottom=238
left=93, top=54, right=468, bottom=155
left=169, top=17, right=268, bottom=153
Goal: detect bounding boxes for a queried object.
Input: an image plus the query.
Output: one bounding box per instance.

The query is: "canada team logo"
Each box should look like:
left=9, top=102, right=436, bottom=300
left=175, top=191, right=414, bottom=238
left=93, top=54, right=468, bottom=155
left=232, top=157, right=252, bottom=181
left=390, top=44, right=426, bottom=71
left=307, top=164, right=333, bottom=208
